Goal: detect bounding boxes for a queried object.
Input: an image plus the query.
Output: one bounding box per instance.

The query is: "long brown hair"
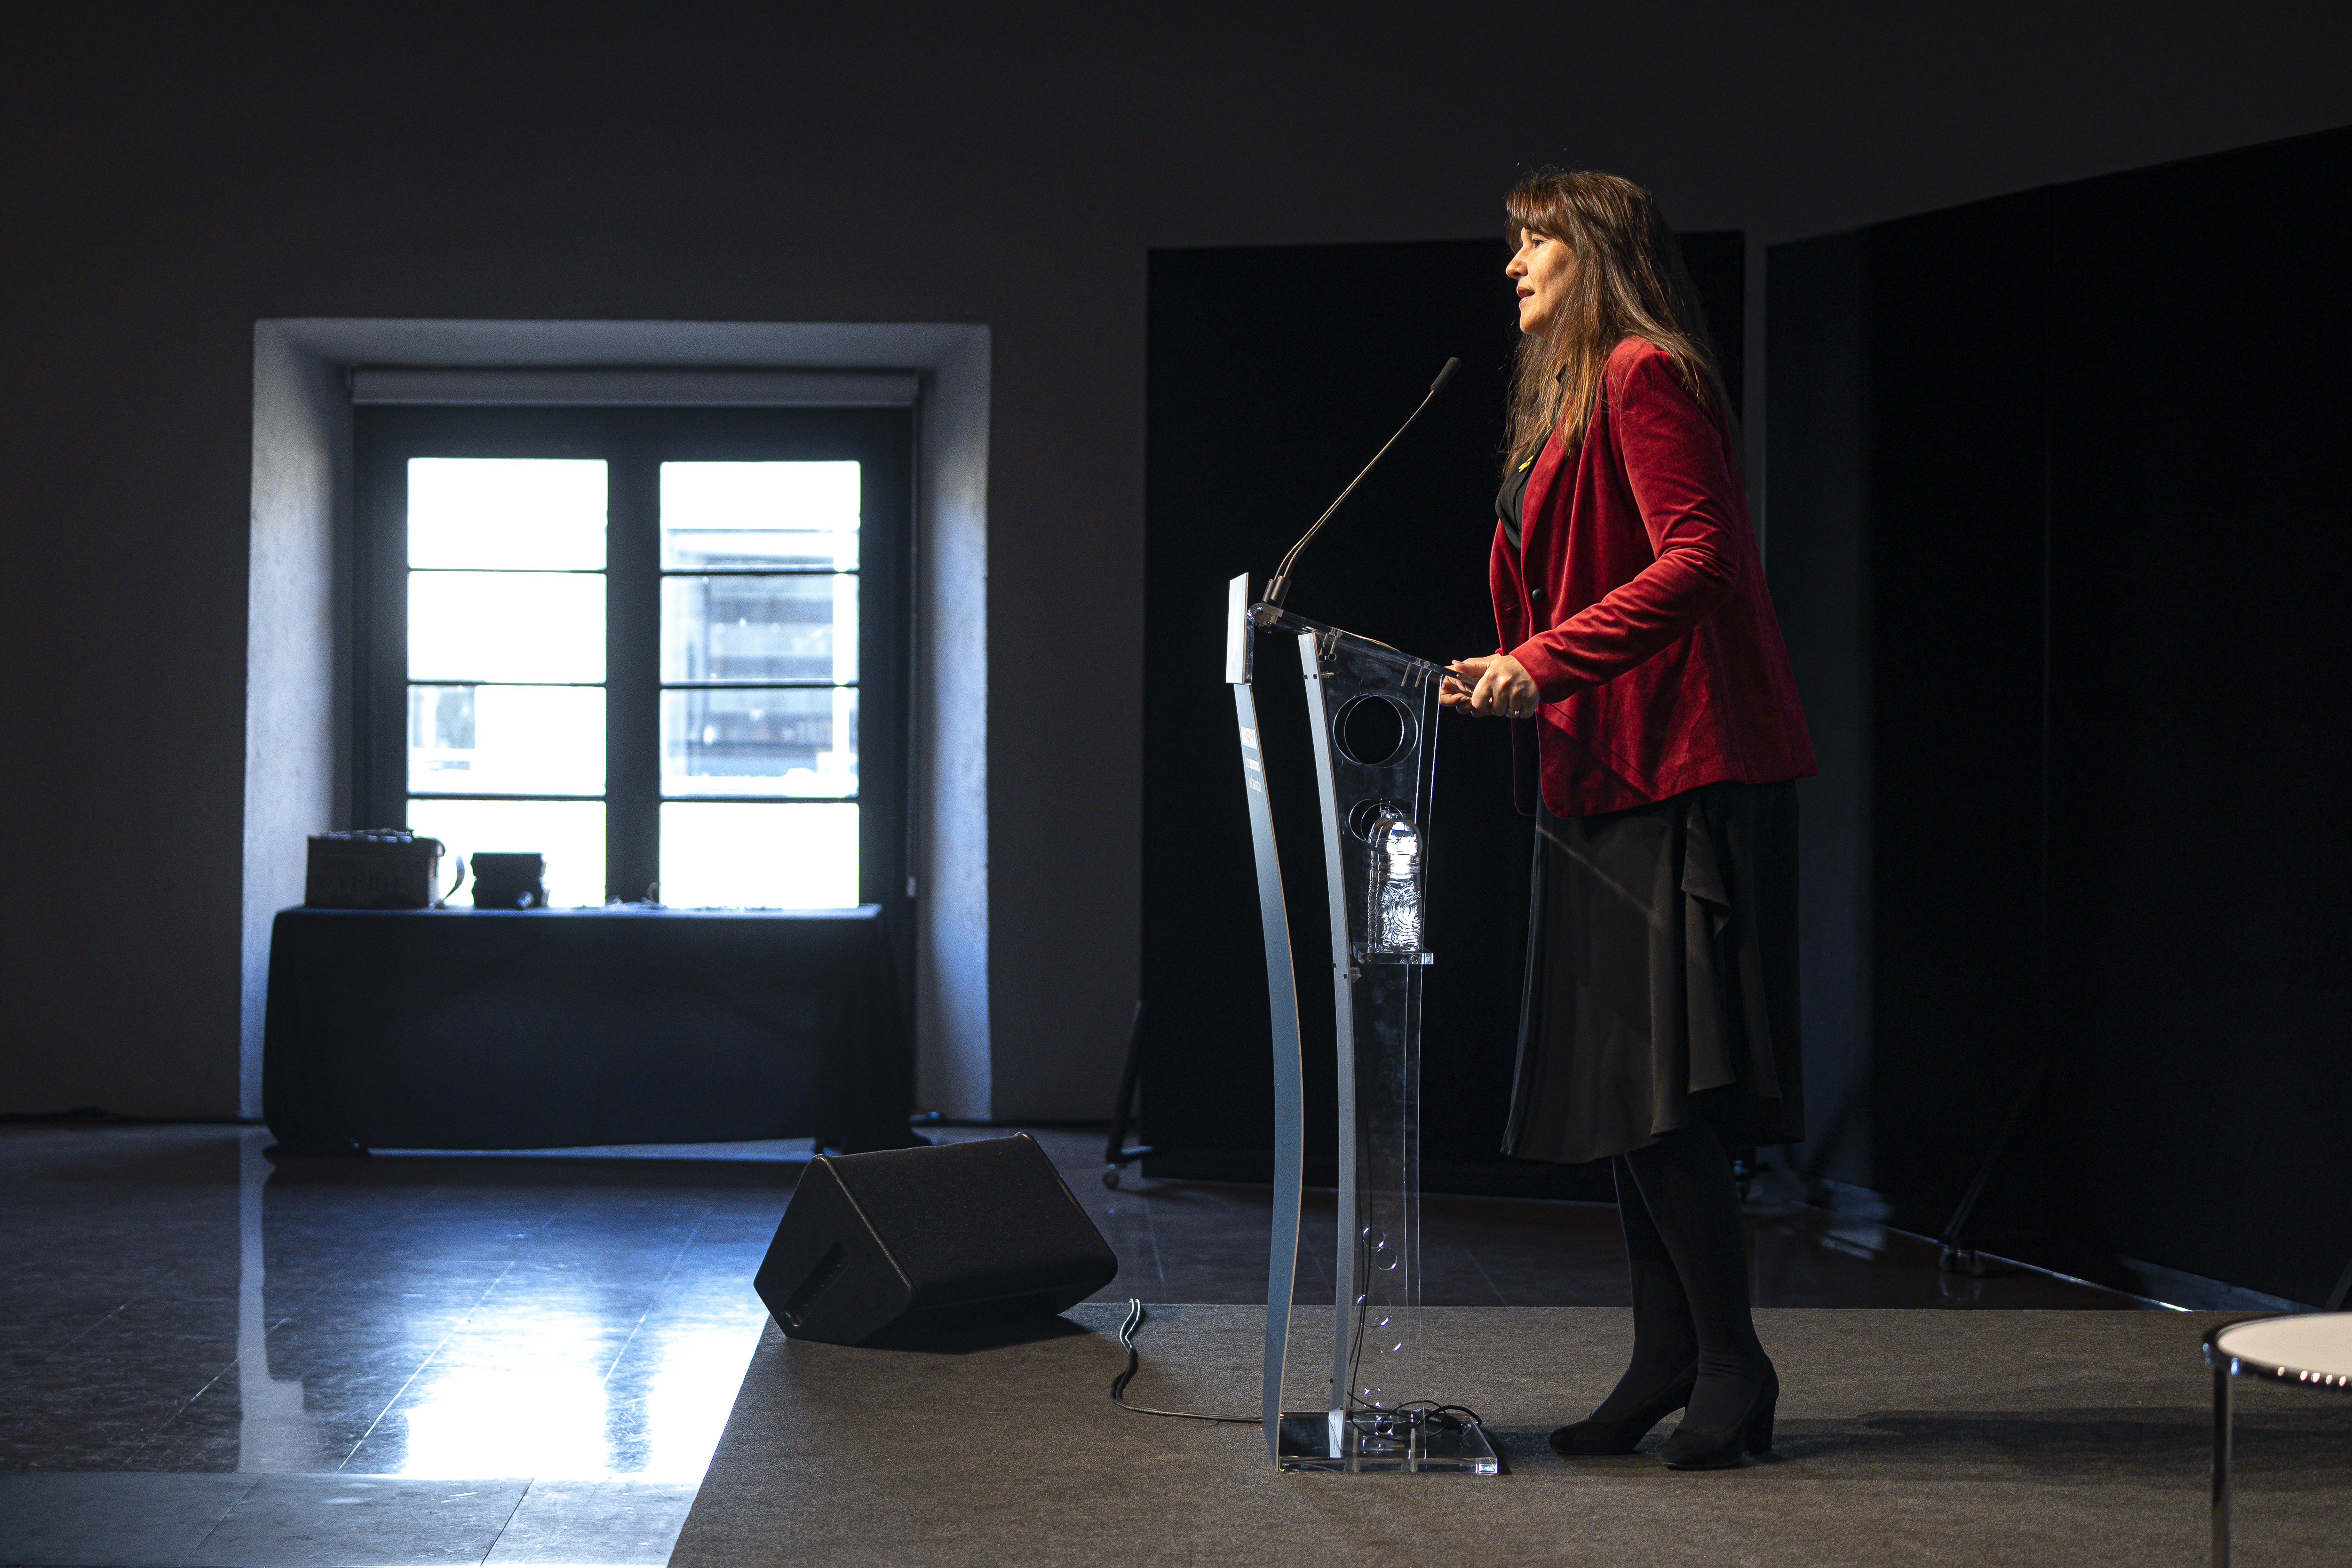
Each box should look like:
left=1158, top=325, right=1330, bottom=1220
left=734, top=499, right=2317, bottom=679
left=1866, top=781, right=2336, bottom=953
left=1502, top=169, right=1724, bottom=474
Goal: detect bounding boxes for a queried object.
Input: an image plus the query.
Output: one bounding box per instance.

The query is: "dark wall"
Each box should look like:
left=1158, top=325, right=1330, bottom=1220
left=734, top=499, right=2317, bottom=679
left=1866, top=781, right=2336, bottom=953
left=1861, top=189, right=2055, bottom=1225
left=2047, top=130, right=2352, bottom=1303
left=1142, top=235, right=1741, bottom=1197
left=1767, top=126, right=2352, bottom=1304
left=2, top=6, right=2346, bottom=1118
left=1756, top=233, right=1871, bottom=1185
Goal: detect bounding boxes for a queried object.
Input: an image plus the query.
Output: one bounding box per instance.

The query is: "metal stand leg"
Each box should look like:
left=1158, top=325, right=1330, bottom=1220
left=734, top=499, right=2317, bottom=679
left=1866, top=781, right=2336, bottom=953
left=2211, top=1364, right=2233, bottom=1568
left=1938, top=1058, right=2045, bottom=1274
left=1232, top=673, right=1307, bottom=1464
left=1101, top=1003, right=1152, bottom=1188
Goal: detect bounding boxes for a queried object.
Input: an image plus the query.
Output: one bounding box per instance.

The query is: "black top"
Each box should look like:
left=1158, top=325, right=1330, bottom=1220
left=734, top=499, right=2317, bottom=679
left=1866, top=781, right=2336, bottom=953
left=1497, top=451, right=1538, bottom=552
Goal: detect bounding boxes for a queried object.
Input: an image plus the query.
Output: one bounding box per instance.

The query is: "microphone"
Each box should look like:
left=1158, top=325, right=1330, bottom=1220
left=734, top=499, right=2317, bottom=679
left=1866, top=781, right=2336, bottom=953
left=1262, top=357, right=1461, bottom=610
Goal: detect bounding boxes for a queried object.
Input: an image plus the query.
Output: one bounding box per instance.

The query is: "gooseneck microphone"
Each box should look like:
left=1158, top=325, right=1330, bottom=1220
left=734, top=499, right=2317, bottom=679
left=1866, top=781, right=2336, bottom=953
left=1262, top=356, right=1460, bottom=609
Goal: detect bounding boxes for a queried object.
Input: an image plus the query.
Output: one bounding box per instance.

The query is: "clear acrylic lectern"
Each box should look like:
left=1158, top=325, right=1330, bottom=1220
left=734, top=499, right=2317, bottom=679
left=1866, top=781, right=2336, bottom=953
left=1225, top=573, right=1499, bottom=1474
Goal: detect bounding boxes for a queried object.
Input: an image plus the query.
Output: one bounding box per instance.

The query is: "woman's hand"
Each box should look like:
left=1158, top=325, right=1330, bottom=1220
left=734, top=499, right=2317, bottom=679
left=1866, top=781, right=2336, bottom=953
left=1443, top=655, right=1541, bottom=718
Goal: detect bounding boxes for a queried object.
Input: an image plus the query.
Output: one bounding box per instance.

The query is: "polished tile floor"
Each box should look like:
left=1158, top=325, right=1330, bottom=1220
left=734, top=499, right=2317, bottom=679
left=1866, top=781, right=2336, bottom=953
left=0, top=1121, right=2140, bottom=1565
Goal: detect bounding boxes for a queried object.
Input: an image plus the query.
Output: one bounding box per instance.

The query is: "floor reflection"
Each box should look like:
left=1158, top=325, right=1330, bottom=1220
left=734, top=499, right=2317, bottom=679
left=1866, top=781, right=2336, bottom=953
left=237, top=1134, right=316, bottom=1472
left=1, top=1119, right=2142, bottom=1483
left=0, top=1123, right=794, bottom=1477
left=260, top=1140, right=784, bottom=1481
left=396, top=1305, right=613, bottom=1478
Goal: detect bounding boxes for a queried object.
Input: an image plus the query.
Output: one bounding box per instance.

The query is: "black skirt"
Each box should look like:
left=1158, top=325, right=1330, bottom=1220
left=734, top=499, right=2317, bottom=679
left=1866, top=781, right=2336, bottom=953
left=1502, top=780, right=1805, bottom=1165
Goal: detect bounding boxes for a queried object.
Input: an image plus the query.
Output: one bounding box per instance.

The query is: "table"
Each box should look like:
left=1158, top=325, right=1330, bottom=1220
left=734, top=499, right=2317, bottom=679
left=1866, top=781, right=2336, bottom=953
left=2203, top=1311, right=2352, bottom=1566
left=263, top=905, right=918, bottom=1156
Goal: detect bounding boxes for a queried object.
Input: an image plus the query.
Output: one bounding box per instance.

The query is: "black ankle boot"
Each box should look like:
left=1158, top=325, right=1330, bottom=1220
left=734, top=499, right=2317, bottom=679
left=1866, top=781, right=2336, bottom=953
left=1659, top=1366, right=1777, bottom=1470
left=1548, top=1362, right=1697, bottom=1456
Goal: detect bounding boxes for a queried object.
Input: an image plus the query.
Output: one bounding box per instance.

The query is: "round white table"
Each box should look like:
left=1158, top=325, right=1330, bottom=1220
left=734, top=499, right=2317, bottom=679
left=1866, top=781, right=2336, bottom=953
left=2202, top=1312, right=2352, bottom=1566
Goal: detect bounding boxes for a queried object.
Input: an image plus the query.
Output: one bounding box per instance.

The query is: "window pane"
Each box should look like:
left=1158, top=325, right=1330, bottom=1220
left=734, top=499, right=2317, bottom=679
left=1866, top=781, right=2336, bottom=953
left=409, top=458, right=606, bottom=570
left=409, top=684, right=606, bottom=796
left=661, top=573, right=857, bottom=683
left=406, top=798, right=607, bottom=908
left=660, top=461, right=859, bottom=569
left=409, top=571, right=605, bottom=684
left=660, top=802, right=858, bottom=909
left=661, top=687, right=855, bottom=797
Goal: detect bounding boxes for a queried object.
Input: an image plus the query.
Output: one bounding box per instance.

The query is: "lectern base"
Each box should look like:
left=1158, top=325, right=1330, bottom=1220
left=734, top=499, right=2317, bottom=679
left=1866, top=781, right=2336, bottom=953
left=1275, top=1409, right=1502, bottom=1474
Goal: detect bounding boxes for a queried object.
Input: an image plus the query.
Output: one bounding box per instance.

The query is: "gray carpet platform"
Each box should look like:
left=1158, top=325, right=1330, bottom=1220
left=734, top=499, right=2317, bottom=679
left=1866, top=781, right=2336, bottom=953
left=675, top=1305, right=2350, bottom=1567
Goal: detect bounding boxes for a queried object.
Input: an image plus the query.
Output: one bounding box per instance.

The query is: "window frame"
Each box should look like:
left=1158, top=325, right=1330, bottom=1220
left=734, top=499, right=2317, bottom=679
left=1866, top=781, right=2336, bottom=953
left=353, top=403, right=914, bottom=918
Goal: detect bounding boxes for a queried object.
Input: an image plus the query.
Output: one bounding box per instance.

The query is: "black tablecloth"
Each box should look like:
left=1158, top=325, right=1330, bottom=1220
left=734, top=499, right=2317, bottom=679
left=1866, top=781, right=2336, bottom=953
left=263, top=905, right=918, bottom=1155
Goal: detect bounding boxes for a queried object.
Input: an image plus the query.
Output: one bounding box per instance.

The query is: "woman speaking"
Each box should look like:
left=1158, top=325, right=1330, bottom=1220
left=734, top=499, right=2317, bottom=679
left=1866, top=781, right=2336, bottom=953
left=1441, top=170, right=1816, bottom=1470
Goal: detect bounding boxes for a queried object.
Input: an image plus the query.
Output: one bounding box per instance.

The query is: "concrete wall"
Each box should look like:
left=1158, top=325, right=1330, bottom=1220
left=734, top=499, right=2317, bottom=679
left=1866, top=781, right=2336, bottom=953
left=2, top=4, right=2346, bottom=1119
left=241, top=327, right=351, bottom=1115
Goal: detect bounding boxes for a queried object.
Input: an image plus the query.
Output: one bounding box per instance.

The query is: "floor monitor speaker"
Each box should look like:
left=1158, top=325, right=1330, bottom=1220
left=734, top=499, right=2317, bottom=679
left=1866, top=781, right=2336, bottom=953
left=755, top=1133, right=1118, bottom=1345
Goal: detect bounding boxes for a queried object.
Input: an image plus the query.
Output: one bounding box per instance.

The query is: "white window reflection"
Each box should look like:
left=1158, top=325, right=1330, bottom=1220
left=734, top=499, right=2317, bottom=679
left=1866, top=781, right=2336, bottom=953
left=397, top=1309, right=612, bottom=1479
left=639, top=1324, right=773, bottom=1481
left=389, top=1306, right=770, bottom=1480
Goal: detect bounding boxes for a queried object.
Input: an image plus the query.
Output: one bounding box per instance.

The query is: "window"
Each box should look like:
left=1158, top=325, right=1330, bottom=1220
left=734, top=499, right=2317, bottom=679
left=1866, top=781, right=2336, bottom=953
left=400, top=454, right=611, bottom=906
left=655, top=460, right=863, bottom=908
left=355, top=406, right=911, bottom=911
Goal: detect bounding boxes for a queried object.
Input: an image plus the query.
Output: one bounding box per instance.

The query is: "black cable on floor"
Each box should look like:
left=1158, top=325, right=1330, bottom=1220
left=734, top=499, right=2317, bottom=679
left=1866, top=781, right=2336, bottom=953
left=1390, top=1400, right=1490, bottom=1431
left=1107, top=1300, right=1489, bottom=1433
left=1109, top=1300, right=1260, bottom=1424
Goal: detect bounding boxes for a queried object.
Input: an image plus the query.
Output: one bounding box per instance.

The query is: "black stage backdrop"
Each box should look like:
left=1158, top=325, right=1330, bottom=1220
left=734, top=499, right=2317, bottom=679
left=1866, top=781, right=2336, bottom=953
left=1142, top=233, right=1744, bottom=1199
left=1768, top=124, right=2352, bottom=1306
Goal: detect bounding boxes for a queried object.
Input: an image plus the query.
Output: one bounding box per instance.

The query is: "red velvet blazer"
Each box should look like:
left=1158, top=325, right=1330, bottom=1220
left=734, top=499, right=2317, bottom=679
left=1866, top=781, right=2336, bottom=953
left=1492, top=336, right=1816, bottom=817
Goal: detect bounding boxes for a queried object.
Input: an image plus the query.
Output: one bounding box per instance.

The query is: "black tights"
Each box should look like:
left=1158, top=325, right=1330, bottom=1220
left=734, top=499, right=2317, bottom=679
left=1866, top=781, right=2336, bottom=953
left=1592, top=1113, right=1772, bottom=1431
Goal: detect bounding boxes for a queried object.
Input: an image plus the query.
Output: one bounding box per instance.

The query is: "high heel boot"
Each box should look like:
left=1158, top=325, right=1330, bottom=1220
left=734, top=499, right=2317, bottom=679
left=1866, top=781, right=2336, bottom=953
left=1548, top=1361, right=1697, bottom=1455
left=1551, top=1157, right=1701, bottom=1456
left=1660, top=1364, right=1777, bottom=1469
left=1621, top=1118, right=1780, bottom=1472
